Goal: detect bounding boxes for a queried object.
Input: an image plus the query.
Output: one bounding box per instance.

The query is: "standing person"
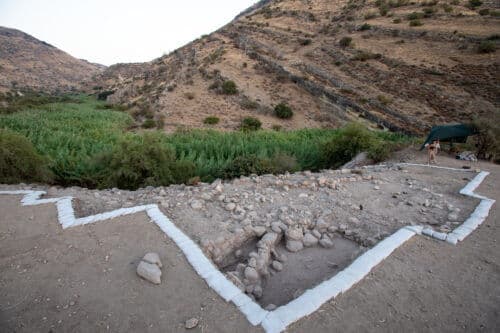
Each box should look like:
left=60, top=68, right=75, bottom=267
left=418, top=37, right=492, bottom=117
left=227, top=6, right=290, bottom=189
left=426, top=140, right=438, bottom=164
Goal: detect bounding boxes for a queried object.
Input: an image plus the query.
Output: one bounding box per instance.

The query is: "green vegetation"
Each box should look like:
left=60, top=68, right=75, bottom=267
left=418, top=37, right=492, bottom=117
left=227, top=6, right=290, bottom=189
left=240, top=117, right=262, bottom=131
left=222, top=80, right=238, bottom=95
left=339, top=36, right=353, bottom=47
left=468, top=0, right=482, bottom=8
left=0, top=96, right=411, bottom=188
left=358, top=23, right=372, bottom=31
left=0, top=129, right=53, bottom=184
left=477, top=41, right=496, bottom=53
left=0, top=91, right=81, bottom=114
left=142, top=119, right=156, bottom=129
left=393, top=18, right=402, bottom=23
left=406, top=12, right=424, bottom=20
left=472, top=112, right=500, bottom=162
left=409, top=19, right=424, bottom=27
left=203, top=116, right=220, bottom=125
left=274, top=103, right=294, bottom=119
left=352, top=51, right=382, bottom=61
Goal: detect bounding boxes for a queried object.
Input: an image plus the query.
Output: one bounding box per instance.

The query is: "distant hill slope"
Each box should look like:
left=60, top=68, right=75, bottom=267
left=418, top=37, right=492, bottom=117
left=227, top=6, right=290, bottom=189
left=89, top=0, right=500, bottom=134
left=0, top=26, right=104, bottom=93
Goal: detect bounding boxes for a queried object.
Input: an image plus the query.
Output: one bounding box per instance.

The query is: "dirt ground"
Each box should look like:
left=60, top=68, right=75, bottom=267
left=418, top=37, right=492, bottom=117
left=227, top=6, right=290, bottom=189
left=0, top=153, right=499, bottom=332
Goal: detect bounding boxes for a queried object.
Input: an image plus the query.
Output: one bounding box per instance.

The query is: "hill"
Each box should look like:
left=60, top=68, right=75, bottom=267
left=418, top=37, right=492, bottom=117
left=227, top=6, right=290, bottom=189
left=0, top=26, right=104, bottom=93
left=90, top=0, right=499, bottom=134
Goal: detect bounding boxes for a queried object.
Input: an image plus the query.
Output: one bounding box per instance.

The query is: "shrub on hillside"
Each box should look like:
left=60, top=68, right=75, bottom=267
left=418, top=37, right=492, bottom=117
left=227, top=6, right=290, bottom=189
left=274, top=103, right=294, bottom=119
left=339, top=37, right=353, bottom=47
left=409, top=19, right=423, bottom=26
left=142, top=119, right=156, bottom=128
left=321, top=123, right=376, bottom=168
left=93, top=133, right=195, bottom=190
left=204, top=116, right=220, bottom=125
left=222, top=80, right=238, bottom=95
left=240, top=117, right=262, bottom=131
left=477, top=41, right=496, bottom=53
left=97, top=90, right=115, bottom=101
left=406, top=12, right=424, bottom=20
left=468, top=0, right=482, bottom=8
left=0, top=129, right=53, bottom=184
left=358, top=23, right=372, bottom=31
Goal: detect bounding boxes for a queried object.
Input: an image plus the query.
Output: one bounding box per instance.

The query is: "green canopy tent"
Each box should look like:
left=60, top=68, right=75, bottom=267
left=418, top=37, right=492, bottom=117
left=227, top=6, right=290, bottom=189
left=420, top=124, right=478, bottom=150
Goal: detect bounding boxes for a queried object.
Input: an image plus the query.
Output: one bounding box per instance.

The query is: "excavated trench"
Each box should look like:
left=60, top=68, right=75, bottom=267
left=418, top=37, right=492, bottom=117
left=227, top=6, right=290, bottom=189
left=219, top=231, right=363, bottom=308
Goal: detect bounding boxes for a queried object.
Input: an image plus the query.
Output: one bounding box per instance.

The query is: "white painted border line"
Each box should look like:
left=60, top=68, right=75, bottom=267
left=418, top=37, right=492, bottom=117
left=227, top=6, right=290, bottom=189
left=0, top=164, right=495, bottom=333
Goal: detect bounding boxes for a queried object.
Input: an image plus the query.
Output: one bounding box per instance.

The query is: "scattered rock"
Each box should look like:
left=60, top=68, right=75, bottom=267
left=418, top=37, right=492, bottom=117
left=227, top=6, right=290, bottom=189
left=244, top=267, right=259, bottom=282
left=137, top=261, right=161, bottom=284
left=190, top=200, right=203, bottom=210
left=302, top=233, right=319, bottom=247
left=252, top=226, right=267, bottom=237
left=272, top=260, right=283, bottom=271
left=265, top=304, right=277, bottom=311
left=319, top=235, right=334, bottom=249
left=225, top=203, right=236, bottom=211
left=142, top=252, right=162, bottom=268
left=286, top=240, right=303, bottom=252
left=185, top=318, right=199, bottom=329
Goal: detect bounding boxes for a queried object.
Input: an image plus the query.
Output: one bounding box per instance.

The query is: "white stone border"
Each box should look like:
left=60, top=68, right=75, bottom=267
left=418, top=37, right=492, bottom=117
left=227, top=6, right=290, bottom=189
left=0, top=164, right=495, bottom=333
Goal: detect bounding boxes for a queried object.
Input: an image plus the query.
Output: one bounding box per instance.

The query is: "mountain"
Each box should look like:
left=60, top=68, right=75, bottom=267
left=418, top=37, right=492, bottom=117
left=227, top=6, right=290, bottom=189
left=91, top=0, right=500, bottom=134
left=0, top=26, right=104, bottom=93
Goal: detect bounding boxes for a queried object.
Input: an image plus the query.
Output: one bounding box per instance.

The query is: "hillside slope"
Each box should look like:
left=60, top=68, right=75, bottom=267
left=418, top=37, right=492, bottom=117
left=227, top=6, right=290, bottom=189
left=91, top=0, right=500, bottom=134
left=0, top=26, right=104, bottom=93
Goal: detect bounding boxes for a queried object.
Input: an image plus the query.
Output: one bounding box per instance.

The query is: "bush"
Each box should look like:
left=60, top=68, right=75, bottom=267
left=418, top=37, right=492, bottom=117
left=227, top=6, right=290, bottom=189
left=240, top=117, right=262, bottom=131
left=364, top=11, right=377, bottom=19
left=352, top=51, right=382, bottom=61
left=468, top=0, right=482, bottom=8
left=222, top=153, right=297, bottom=179
left=358, top=23, right=372, bottom=31
left=239, top=97, right=260, bottom=110
left=321, top=123, right=376, bottom=168
left=0, top=129, right=53, bottom=183
left=142, top=119, right=156, bottom=128
left=406, top=12, right=424, bottom=20
left=393, top=18, right=402, bottom=23
left=222, top=80, right=238, bottom=95
left=274, top=103, right=294, bottom=119
left=339, top=36, right=353, bottom=47
left=204, top=116, right=220, bottom=125
left=93, top=133, right=195, bottom=190
left=477, top=41, right=496, bottom=53
left=184, top=92, right=195, bottom=100
left=409, top=19, right=424, bottom=26
left=478, top=8, right=489, bottom=15
left=472, top=114, right=500, bottom=162
left=377, top=95, right=393, bottom=105
left=97, top=90, right=115, bottom=101
left=299, top=38, right=312, bottom=46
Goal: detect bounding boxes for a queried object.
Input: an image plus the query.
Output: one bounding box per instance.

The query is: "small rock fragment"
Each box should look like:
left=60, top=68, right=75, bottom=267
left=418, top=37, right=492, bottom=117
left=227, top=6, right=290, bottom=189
left=185, top=318, right=199, bottom=329
left=302, top=233, right=319, bottom=247
left=142, top=252, right=162, bottom=268
left=137, top=261, right=161, bottom=284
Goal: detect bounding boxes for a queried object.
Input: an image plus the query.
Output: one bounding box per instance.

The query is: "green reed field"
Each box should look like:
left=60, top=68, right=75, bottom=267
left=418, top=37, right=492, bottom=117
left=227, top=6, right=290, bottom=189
left=0, top=95, right=410, bottom=189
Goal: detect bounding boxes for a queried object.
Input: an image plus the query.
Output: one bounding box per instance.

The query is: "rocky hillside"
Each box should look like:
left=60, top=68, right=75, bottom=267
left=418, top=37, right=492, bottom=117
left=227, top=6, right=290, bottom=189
left=91, top=0, right=499, bottom=134
left=0, top=26, right=104, bottom=93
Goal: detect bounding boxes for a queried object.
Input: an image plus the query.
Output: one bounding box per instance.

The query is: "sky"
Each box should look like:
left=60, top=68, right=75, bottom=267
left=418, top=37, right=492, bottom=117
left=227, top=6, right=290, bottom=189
left=0, top=0, right=257, bottom=66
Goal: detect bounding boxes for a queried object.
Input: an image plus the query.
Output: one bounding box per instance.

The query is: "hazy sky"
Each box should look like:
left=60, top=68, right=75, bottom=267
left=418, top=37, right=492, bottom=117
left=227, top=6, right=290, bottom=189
left=0, top=0, right=256, bottom=66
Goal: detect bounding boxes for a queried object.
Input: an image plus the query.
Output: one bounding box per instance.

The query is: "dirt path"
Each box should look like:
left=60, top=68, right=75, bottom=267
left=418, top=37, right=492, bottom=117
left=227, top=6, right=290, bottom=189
left=0, top=155, right=498, bottom=332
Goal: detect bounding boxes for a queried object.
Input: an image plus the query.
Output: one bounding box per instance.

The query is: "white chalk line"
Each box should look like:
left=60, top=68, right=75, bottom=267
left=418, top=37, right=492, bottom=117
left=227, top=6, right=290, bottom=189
left=0, top=164, right=495, bottom=333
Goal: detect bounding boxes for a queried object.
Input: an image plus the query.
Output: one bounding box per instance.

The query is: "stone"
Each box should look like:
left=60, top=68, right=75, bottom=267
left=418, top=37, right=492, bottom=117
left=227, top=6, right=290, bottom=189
left=318, top=177, right=327, bottom=186
left=253, top=226, right=267, bottom=237
left=190, top=200, right=203, bottom=210
left=447, top=212, right=459, bottom=222
left=315, top=219, right=329, bottom=233
left=244, top=267, right=259, bottom=283
left=272, top=260, right=283, bottom=271
left=348, top=217, right=360, bottom=225
left=225, top=203, right=236, bottom=211
left=423, top=199, right=431, bottom=207
left=286, top=240, right=303, bottom=252
left=319, top=235, right=334, bottom=249
left=265, top=304, right=277, bottom=311
left=136, top=261, right=161, bottom=284
left=142, top=252, right=162, bottom=268
left=312, top=229, right=322, bottom=239
left=302, top=233, right=319, bottom=247
left=253, top=285, right=263, bottom=298
left=185, top=318, right=199, bottom=329
left=285, top=226, right=303, bottom=241
left=200, top=193, right=212, bottom=201
left=248, top=257, right=257, bottom=268
left=261, top=232, right=280, bottom=246
left=271, top=222, right=283, bottom=233
left=374, top=186, right=380, bottom=190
